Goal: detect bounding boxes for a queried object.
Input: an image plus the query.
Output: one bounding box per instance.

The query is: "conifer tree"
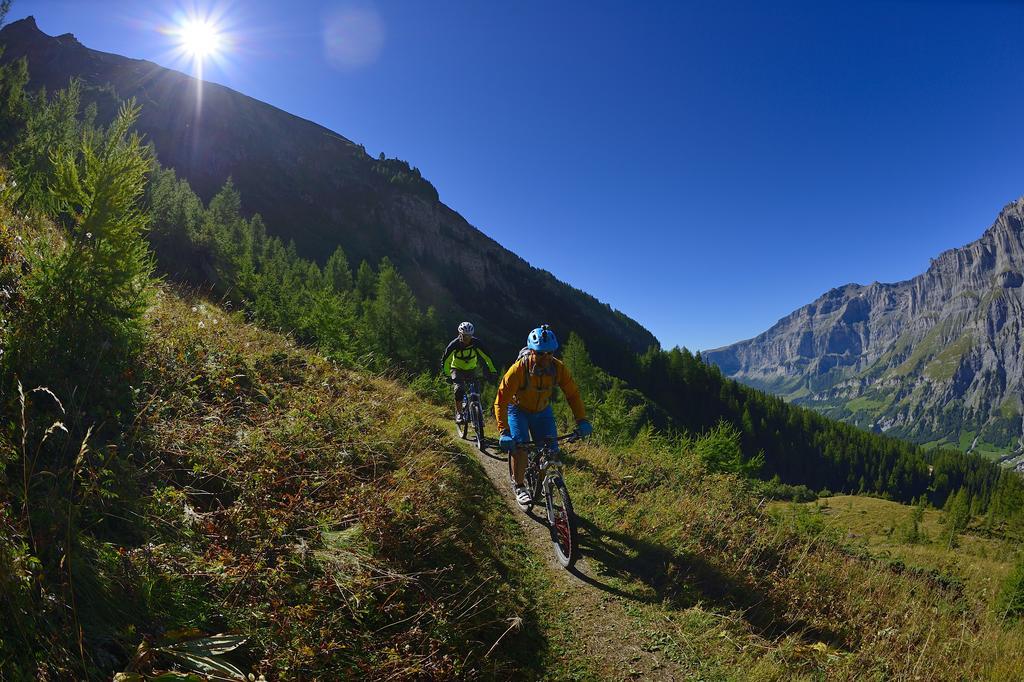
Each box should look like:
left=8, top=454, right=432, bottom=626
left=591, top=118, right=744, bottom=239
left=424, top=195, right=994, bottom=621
left=362, top=259, right=420, bottom=367
left=325, top=246, right=353, bottom=294
left=146, top=166, right=204, bottom=275
left=202, top=178, right=253, bottom=296
left=11, top=80, right=82, bottom=212
left=0, top=52, right=28, bottom=154
left=595, top=380, right=642, bottom=446
left=13, top=99, right=154, bottom=414
left=943, top=487, right=971, bottom=548
left=355, top=260, right=377, bottom=301
left=561, top=332, right=602, bottom=405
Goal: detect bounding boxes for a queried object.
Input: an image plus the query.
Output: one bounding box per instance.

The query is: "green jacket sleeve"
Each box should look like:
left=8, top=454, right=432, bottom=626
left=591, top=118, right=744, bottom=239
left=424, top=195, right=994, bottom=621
left=474, top=341, right=497, bottom=373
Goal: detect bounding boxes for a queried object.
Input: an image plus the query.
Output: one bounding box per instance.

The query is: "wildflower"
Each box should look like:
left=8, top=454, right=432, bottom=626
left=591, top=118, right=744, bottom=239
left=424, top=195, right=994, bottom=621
left=198, top=321, right=205, bottom=328
left=85, top=232, right=92, bottom=239
left=191, top=306, right=198, bottom=312
left=213, top=318, right=219, bottom=325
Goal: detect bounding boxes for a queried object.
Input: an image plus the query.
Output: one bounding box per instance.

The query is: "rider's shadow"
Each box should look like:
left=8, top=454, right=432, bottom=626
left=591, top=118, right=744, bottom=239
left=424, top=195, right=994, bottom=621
left=479, top=438, right=507, bottom=461
left=569, top=514, right=847, bottom=648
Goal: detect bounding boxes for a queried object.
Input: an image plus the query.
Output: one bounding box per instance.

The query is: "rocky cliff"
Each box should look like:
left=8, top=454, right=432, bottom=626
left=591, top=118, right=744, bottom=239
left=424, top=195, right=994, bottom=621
left=0, top=16, right=657, bottom=372
left=705, top=198, right=1024, bottom=468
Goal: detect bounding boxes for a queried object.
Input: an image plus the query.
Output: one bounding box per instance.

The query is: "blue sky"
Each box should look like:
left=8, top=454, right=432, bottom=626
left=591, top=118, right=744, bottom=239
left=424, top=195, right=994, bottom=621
left=12, top=1, right=1024, bottom=351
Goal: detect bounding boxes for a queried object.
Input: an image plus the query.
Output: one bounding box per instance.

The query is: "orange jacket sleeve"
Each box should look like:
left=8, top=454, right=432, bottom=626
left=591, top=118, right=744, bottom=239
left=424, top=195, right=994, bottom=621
left=557, top=361, right=587, bottom=422
left=494, top=360, right=526, bottom=433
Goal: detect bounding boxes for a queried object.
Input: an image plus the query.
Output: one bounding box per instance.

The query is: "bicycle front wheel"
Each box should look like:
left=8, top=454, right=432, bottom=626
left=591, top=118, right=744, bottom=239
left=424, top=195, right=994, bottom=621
left=471, top=402, right=485, bottom=450
left=546, top=477, right=577, bottom=568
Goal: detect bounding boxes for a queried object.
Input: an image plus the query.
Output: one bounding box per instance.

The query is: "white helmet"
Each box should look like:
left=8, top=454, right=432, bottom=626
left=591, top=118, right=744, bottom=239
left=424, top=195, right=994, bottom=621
left=458, top=321, right=475, bottom=336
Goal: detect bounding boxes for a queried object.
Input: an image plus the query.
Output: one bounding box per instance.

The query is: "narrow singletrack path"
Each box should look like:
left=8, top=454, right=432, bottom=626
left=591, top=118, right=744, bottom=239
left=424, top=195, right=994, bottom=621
left=457, top=432, right=692, bottom=681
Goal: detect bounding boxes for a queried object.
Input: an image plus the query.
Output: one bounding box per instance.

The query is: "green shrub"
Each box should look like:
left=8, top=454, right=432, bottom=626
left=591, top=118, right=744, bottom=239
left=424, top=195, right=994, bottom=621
left=690, top=420, right=764, bottom=477
left=409, top=370, right=450, bottom=405
left=759, top=476, right=818, bottom=502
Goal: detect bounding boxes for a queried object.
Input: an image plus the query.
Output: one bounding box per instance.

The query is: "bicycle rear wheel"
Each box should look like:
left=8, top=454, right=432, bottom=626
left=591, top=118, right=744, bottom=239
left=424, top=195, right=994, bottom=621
left=546, top=477, right=577, bottom=568
left=471, top=402, right=485, bottom=450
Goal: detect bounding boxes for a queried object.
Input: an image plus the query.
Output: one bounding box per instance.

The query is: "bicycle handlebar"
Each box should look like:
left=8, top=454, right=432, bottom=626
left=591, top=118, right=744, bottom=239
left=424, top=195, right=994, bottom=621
left=517, top=432, right=583, bottom=447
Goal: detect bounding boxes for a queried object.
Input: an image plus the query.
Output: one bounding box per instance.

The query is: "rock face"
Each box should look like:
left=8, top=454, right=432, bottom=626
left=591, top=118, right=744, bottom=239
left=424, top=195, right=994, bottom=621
left=0, top=16, right=657, bottom=372
left=705, top=198, right=1024, bottom=468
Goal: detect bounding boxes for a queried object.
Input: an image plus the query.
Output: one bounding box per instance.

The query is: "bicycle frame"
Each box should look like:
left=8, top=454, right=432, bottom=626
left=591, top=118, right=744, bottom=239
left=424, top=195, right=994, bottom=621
left=463, top=379, right=481, bottom=410
left=520, top=433, right=579, bottom=498
left=458, top=378, right=487, bottom=449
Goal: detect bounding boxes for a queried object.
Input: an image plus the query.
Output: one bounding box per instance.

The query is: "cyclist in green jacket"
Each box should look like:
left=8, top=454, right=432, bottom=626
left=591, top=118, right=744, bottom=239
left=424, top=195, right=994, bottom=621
left=442, top=321, right=498, bottom=423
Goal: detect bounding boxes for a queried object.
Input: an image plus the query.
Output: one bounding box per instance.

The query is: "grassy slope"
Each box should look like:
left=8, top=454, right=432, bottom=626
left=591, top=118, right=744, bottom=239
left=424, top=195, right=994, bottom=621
left=769, top=495, right=1019, bottom=612
left=134, top=291, right=602, bottom=679
left=765, top=495, right=1024, bottom=679
left=1, top=287, right=594, bottom=679
left=557, top=437, right=1024, bottom=680
left=4, top=273, right=1023, bottom=678
left=80, top=293, right=1024, bottom=679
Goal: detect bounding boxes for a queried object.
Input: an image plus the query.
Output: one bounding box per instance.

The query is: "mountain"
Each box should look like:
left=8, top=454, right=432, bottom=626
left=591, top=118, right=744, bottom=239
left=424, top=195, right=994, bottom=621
left=704, top=198, right=1024, bottom=468
left=0, top=16, right=656, bottom=372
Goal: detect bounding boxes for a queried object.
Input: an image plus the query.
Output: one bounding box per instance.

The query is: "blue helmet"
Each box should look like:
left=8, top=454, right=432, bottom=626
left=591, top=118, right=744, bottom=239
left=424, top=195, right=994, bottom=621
left=527, top=325, right=558, bottom=352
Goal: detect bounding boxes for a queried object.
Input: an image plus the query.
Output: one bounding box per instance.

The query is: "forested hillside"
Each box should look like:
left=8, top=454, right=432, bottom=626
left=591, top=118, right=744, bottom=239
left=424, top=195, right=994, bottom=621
left=0, top=15, right=656, bottom=381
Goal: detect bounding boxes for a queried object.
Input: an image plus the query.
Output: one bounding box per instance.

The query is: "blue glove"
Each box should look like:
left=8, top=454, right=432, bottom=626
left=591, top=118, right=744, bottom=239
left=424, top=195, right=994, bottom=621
left=576, top=420, right=593, bottom=438
left=499, top=432, right=515, bottom=451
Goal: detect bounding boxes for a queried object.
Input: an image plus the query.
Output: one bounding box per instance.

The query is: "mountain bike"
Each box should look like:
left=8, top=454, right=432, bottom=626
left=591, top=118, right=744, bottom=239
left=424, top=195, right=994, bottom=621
left=507, top=432, right=581, bottom=568
left=457, top=377, right=486, bottom=451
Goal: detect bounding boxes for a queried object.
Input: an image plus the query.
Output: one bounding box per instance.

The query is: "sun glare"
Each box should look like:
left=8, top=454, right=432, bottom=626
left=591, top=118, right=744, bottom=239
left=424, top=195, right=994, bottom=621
left=179, top=19, right=222, bottom=58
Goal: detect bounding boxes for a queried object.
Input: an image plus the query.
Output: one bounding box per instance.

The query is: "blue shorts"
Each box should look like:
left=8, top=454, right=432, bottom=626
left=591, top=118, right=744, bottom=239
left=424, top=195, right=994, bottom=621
left=508, top=404, right=558, bottom=450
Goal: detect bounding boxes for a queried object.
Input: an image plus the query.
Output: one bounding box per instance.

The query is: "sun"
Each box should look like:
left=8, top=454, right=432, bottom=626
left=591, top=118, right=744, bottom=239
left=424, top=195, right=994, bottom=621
left=156, top=5, right=235, bottom=87
left=175, top=17, right=224, bottom=60
left=179, top=18, right=222, bottom=59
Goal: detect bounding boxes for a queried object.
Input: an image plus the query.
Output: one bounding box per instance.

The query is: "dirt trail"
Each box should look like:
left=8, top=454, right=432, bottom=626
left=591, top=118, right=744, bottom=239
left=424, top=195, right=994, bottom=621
left=461, top=434, right=689, bottom=681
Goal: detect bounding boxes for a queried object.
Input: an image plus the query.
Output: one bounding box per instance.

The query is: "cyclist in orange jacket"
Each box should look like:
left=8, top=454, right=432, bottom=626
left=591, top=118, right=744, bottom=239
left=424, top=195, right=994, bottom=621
left=494, top=325, right=593, bottom=505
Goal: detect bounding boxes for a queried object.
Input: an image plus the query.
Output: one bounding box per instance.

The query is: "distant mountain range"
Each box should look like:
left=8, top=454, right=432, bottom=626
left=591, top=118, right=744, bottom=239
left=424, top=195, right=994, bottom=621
left=705, top=198, right=1024, bottom=469
left=0, top=16, right=656, bottom=373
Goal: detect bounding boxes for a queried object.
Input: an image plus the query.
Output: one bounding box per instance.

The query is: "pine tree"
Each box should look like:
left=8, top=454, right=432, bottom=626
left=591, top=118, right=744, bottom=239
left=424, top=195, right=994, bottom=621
left=325, top=246, right=353, bottom=294
left=943, top=487, right=971, bottom=548
left=146, top=166, right=204, bottom=275
left=362, top=259, right=421, bottom=367
left=561, top=332, right=602, bottom=405
left=202, top=178, right=253, bottom=295
left=0, top=51, right=28, bottom=154
left=12, top=99, right=154, bottom=415
left=595, top=380, right=642, bottom=446
left=11, top=80, right=83, bottom=212
left=355, top=260, right=377, bottom=302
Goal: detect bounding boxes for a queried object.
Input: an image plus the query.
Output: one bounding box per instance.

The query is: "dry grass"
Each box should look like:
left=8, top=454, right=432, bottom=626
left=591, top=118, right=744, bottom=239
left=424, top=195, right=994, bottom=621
left=123, top=289, right=573, bottom=679
left=0, top=284, right=587, bottom=679
left=563, top=430, right=1024, bottom=680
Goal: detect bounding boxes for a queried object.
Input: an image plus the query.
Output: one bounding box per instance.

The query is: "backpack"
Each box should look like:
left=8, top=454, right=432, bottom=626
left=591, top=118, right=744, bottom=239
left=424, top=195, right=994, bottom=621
left=516, top=347, right=557, bottom=391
